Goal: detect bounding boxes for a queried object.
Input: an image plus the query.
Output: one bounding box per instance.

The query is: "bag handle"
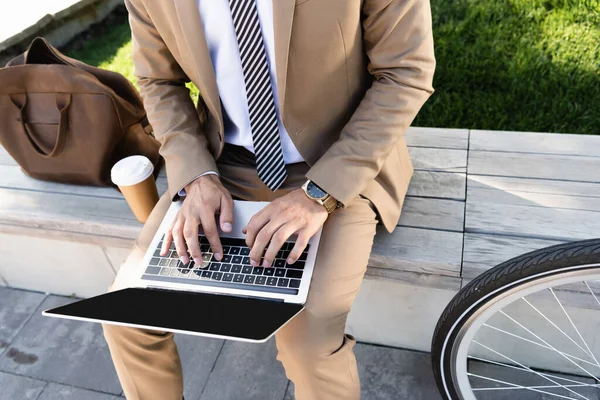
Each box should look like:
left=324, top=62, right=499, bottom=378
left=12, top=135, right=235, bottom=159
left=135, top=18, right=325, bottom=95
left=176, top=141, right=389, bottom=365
left=9, top=93, right=71, bottom=159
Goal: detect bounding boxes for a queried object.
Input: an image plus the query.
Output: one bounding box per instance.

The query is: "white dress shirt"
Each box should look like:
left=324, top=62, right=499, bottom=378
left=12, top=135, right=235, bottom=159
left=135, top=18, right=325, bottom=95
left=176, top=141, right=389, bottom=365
left=199, top=0, right=303, bottom=164
left=180, top=0, right=304, bottom=194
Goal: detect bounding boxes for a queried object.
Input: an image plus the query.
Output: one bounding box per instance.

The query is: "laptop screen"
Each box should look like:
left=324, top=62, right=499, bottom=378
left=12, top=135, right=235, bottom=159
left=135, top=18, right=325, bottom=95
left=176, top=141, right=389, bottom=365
left=44, top=288, right=303, bottom=342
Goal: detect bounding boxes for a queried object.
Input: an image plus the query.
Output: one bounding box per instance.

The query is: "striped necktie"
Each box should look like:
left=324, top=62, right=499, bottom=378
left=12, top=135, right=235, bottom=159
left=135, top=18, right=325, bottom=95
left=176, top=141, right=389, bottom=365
left=228, top=0, right=287, bottom=191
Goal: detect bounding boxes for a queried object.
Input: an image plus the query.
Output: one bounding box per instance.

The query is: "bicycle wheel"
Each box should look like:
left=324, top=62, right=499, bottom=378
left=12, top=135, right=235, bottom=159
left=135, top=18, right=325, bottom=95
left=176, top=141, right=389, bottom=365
left=432, top=238, right=600, bottom=399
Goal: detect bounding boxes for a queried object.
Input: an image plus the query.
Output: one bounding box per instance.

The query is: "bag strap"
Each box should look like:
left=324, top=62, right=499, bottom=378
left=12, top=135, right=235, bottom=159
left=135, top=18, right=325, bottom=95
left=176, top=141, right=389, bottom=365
left=9, top=93, right=71, bottom=158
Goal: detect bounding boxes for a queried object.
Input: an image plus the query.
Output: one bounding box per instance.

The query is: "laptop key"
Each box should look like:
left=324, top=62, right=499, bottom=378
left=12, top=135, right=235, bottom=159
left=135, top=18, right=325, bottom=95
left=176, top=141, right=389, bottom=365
left=222, top=246, right=231, bottom=254
left=231, top=264, right=242, bottom=273
left=242, top=257, right=251, bottom=265
left=222, top=238, right=247, bottom=247
left=275, top=268, right=286, bottom=277
left=220, top=263, right=231, bottom=272
left=298, top=252, right=308, bottom=261
left=266, top=277, right=278, bottom=286
left=274, top=259, right=286, bottom=268
left=263, top=268, right=275, bottom=276
left=159, top=268, right=170, bottom=276
left=229, top=247, right=240, bottom=255
left=242, top=265, right=253, bottom=274
left=286, top=269, right=303, bottom=279
left=149, top=257, right=160, bottom=266
left=255, top=276, right=267, bottom=285
left=201, top=270, right=212, bottom=279
left=277, top=278, right=289, bottom=287
left=240, top=247, right=250, bottom=256
left=233, top=274, right=244, bottom=283
left=244, top=275, right=255, bottom=284
left=288, top=261, right=305, bottom=270
left=169, top=268, right=180, bottom=277
left=252, top=267, right=264, bottom=275
left=209, top=263, right=221, bottom=271
left=169, top=259, right=179, bottom=268
left=232, top=255, right=243, bottom=264
left=212, top=272, right=223, bottom=281
left=200, top=244, right=210, bottom=252
left=159, top=258, right=169, bottom=267
left=290, top=279, right=301, bottom=288
left=223, top=273, right=234, bottom=282
left=222, top=255, right=232, bottom=263
left=153, top=249, right=162, bottom=257
left=145, top=266, right=160, bottom=275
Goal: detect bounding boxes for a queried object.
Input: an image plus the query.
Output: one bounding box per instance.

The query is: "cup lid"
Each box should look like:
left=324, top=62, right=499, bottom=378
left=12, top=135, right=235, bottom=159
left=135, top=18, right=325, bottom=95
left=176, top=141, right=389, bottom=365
left=111, top=156, right=154, bottom=187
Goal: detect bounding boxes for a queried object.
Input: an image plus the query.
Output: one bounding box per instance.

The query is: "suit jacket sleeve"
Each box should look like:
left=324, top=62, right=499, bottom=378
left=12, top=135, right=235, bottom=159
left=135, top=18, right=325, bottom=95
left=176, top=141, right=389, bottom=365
left=125, top=0, right=218, bottom=201
left=305, top=0, right=435, bottom=207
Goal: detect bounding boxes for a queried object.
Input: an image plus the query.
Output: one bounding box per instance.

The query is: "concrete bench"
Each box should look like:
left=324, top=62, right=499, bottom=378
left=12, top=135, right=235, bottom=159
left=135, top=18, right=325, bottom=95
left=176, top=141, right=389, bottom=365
left=1, top=127, right=599, bottom=351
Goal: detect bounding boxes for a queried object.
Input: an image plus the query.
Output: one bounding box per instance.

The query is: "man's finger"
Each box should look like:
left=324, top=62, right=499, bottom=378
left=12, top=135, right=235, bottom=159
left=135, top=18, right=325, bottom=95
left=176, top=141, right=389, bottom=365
left=250, top=219, right=286, bottom=267
left=200, top=207, right=223, bottom=261
left=161, top=228, right=173, bottom=256
left=288, top=232, right=310, bottom=264
left=244, top=208, right=271, bottom=248
left=183, top=218, right=201, bottom=265
left=219, top=194, right=234, bottom=233
left=263, top=223, right=298, bottom=267
left=172, top=220, right=189, bottom=264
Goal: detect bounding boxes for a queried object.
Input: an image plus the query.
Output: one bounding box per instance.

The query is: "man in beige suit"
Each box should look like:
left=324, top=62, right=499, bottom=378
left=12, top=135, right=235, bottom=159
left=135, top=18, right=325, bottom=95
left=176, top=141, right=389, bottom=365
left=103, top=0, right=435, bottom=398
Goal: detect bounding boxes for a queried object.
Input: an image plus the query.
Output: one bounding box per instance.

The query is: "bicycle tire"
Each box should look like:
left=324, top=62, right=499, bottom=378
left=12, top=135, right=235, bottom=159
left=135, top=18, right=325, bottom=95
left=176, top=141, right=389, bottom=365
left=431, top=238, right=600, bottom=399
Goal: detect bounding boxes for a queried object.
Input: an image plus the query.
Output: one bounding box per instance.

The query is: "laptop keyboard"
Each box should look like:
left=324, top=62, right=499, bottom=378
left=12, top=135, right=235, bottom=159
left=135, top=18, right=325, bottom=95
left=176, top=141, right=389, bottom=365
left=141, top=235, right=308, bottom=295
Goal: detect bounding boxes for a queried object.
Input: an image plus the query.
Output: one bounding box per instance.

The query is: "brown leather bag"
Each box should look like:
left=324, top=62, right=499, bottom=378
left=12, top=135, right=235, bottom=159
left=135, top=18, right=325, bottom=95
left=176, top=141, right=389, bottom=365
left=0, top=37, right=161, bottom=186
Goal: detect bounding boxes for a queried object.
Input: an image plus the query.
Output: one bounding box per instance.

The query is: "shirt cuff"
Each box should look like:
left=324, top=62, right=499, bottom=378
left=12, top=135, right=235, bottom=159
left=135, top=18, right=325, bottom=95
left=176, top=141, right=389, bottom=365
left=178, top=171, right=219, bottom=197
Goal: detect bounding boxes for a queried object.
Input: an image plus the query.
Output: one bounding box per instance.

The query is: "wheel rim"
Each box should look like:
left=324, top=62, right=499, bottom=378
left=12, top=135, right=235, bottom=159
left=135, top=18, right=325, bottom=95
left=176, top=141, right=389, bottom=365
left=441, top=263, right=600, bottom=400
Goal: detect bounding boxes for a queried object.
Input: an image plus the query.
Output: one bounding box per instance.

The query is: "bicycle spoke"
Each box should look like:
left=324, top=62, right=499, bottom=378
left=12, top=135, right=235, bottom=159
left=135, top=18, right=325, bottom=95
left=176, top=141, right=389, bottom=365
left=498, top=310, right=600, bottom=381
left=521, top=296, right=596, bottom=362
left=469, top=356, right=598, bottom=387
left=467, top=373, right=589, bottom=399
left=549, top=287, right=600, bottom=367
left=472, top=340, right=591, bottom=399
left=584, top=281, right=600, bottom=310
left=482, top=323, right=597, bottom=367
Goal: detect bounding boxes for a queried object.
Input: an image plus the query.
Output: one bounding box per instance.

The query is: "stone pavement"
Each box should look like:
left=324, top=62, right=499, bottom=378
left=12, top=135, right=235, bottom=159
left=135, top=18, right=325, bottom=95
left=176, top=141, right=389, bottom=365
left=0, top=286, right=443, bottom=400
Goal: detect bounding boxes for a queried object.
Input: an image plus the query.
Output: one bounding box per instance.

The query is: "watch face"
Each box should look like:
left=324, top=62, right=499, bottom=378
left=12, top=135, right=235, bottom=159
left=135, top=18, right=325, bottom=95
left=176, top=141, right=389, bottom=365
left=306, top=181, right=327, bottom=199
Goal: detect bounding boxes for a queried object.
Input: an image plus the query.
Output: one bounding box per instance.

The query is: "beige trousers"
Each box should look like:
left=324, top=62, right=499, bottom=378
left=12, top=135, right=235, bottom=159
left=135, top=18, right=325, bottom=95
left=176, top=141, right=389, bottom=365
left=103, top=161, right=379, bottom=400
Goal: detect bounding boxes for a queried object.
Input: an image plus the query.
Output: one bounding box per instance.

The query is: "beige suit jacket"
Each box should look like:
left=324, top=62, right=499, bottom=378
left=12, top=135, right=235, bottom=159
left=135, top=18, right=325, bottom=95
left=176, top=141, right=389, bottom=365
left=124, top=0, right=435, bottom=232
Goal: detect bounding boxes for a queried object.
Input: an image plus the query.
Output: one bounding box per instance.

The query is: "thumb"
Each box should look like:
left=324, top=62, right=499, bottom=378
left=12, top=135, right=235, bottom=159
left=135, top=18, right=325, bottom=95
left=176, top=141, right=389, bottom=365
left=219, top=195, right=234, bottom=233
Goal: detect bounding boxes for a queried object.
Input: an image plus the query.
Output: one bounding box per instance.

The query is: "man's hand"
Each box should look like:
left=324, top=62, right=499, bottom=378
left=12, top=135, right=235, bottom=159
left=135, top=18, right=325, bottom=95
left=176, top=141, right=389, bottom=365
left=243, top=189, right=328, bottom=267
left=161, top=175, right=234, bottom=265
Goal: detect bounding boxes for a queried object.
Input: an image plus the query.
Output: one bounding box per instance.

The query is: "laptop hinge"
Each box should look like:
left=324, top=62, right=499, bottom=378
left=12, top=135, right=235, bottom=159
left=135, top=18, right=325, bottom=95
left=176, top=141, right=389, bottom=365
left=146, top=285, right=285, bottom=303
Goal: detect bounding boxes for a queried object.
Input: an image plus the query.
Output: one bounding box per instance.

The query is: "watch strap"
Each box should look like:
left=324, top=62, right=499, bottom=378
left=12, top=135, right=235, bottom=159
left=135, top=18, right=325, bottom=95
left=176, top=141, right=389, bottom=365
left=322, top=195, right=338, bottom=213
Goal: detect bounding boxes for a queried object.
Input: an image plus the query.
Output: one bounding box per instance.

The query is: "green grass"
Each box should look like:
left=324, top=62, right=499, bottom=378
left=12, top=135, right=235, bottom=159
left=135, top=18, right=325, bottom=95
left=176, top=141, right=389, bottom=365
left=65, top=1, right=600, bottom=134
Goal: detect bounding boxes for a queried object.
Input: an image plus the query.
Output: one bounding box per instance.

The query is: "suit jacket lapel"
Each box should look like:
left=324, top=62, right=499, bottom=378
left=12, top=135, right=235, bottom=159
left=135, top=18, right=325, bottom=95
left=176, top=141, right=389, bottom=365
left=272, top=0, right=295, bottom=117
left=174, top=0, right=222, bottom=129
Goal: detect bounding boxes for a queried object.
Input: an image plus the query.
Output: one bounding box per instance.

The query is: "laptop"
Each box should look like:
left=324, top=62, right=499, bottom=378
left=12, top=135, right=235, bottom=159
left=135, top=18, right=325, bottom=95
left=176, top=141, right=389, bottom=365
left=43, top=200, right=323, bottom=343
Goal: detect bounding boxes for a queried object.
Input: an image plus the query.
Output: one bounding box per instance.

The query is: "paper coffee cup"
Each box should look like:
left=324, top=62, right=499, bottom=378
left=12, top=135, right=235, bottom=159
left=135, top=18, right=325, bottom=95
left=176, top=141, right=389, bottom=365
left=111, top=155, right=159, bottom=223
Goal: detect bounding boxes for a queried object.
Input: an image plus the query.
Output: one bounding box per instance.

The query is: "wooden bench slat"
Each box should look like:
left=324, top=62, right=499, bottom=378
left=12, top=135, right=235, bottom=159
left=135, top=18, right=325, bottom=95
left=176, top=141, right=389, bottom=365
left=399, top=197, right=464, bottom=232
left=468, top=175, right=600, bottom=212
left=407, top=171, right=466, bottom=201
left=471, top=130, right=600, bottom=157
left=462, top=233, right=564, bottom=279
left=0, top=165, right=169, bottom=198
left=409, top=147, right=467, bottom=173
left=405, top=127, right=469, bottom=150
left=0, top=146, right=17, bottom=166
left=369, top=226, right=463, bottom=277
left=468, top=151, right=600, bottom=183
left=0, top=188, right=141, bottom=239
left=465, top=201, right=600, bottom=241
